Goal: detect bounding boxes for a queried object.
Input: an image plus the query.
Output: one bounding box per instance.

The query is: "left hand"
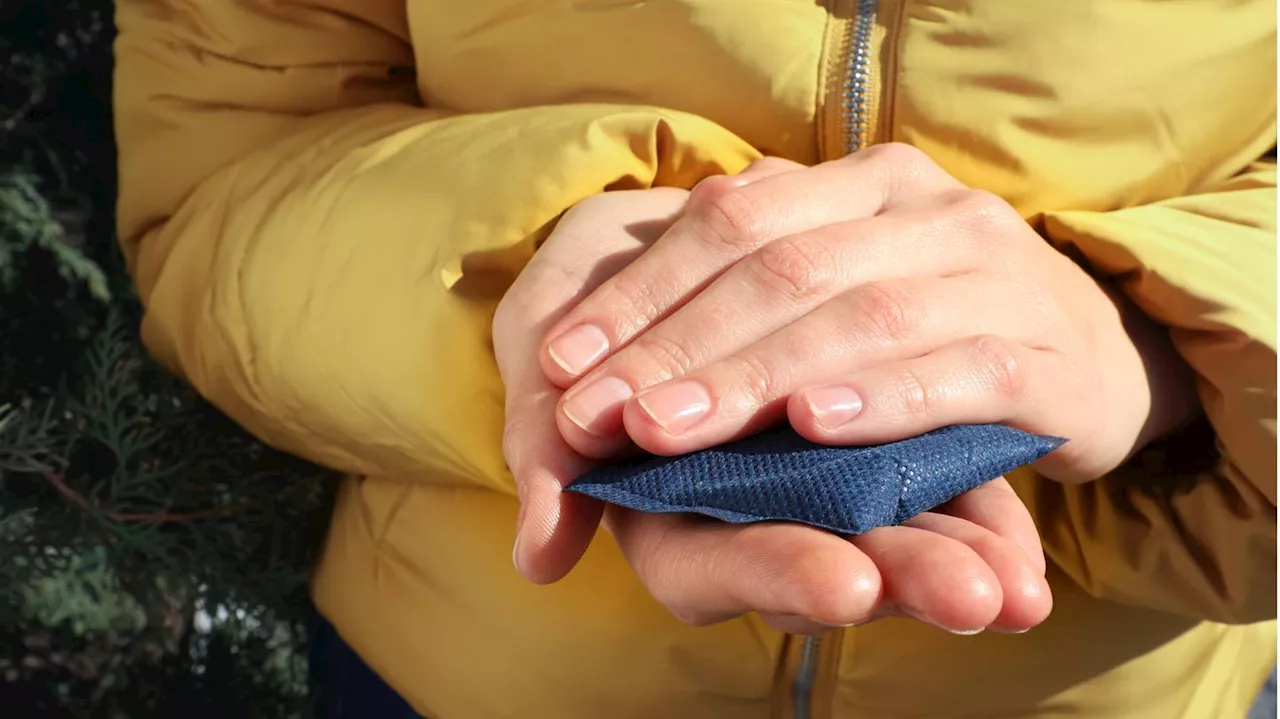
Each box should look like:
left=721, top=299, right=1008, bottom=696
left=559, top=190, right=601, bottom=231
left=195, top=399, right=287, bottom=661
left=537, top=145, right=1198, bottom=484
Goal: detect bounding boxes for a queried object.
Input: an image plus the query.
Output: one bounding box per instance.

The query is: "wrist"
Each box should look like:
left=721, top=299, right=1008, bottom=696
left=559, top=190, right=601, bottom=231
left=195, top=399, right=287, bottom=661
left=1105, top=283, right=1202, bottom=454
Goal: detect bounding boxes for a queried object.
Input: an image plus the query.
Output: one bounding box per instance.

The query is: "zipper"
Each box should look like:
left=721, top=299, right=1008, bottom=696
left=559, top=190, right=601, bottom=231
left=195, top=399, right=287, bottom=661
left=792, top=635, right=823, bottom=719
left=843, top=0, right=880, bottom=153
left=791, top=4, right=881, bottom=717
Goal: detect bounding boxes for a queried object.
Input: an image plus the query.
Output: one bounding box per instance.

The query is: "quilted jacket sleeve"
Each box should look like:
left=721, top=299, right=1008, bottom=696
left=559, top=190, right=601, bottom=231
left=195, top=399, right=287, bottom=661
left=1014, top=158, right=1277, bottom=624
left=114, top=0, right=758, bottom=493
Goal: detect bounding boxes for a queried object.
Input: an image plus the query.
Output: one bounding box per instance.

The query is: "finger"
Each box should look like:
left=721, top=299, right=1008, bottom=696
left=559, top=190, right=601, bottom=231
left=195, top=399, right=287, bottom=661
left=757, top=612, right=846, bottom=636
left=849, top=525, right=1002, bottom=634
left=541, top=163, right=816, bottom=453
left=535, top=159, right=800, bottom=391
left=733, top=156, right=807, bottom=182
left=554, top=193, right=1013, bottom=457
left=939, top=477, right=1047, bottom=575
left=499, top=190, right=691, bottom=583
left=529, top=188, right=690, bottom=286
left=610, top=272, right=1013, bottom=456
left=788, top=334, right=1079, bottom=448
left=758, top=603, right=901, bottom=635
left=605, top=507, right=885, bottom=628
left=504, top=387, right=604, bottom=584
left=540, top=144, right=959, bottom=385
left=901, top=512, right=1052, bottom=633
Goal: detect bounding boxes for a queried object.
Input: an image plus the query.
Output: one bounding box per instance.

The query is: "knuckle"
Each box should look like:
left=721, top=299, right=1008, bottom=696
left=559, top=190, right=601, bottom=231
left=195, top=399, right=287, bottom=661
left=852, top=281, right=917, bottom=344
left=861, top=141, right=930, bottom=175
left=749, top=235, right=838, bottom=302
left=598, top=271, right=665, bottom=337
left=970, top=334, right=1030, bottom=402
left=763, top=543, right=852, bottom=625
left=950, top=189, right=1021, bottom=232
left=893, top=366, right=938, bottom=420
left=631, top=522, right=677, bottom=592
left=692, top=185, right=766, bottom=253
left=868, top=141, right=927, bottom=166
left=855, top=142, right=947, bottom=193
left=787, top=570, right=848, bottom=626
left=628, top=333, right=699, bottom=383
left=720, top=353, right=783, bottom=406
left=501, top=417, right=529, bottom=478
left=640, top=527, right=724, bottom=627
left=500, top=423, right=519, bottom=469
left=690, top=174, right=739, bottom=201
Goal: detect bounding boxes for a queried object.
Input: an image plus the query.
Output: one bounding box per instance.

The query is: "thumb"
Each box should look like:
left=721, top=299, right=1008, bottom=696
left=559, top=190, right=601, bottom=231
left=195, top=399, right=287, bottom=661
left=499, top=268, right=610, bottom=584
left=502, top=189, right=692, bottom=581
left=506, top=384, right=603, bottom=583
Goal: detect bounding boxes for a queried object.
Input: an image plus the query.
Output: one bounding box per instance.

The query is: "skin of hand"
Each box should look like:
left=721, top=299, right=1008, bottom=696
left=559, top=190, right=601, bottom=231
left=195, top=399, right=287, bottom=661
left=524, top=147, right=1202, bottom=634
left=539, top=147, right=1199, bottom=487
left=496, top=167, right=1059, bottom=636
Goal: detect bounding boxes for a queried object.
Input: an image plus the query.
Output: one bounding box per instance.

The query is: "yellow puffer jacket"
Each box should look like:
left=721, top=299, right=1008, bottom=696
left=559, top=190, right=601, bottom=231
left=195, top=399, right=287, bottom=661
left=114, top=1, right=1276, bottom=717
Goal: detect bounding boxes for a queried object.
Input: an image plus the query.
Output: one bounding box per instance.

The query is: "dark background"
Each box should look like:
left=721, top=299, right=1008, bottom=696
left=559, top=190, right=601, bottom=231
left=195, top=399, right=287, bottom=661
left=1, top=2, right=335, bottom=716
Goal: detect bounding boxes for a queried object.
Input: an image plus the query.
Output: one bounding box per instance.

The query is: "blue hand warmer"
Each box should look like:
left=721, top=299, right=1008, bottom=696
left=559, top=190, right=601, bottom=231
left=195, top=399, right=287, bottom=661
left=566, top=424, right=1064, bottom=535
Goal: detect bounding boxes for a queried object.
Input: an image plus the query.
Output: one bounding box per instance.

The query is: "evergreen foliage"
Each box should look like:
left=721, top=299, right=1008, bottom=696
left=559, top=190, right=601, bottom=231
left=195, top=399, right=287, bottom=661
left=1, top=3, right=336, bottom=715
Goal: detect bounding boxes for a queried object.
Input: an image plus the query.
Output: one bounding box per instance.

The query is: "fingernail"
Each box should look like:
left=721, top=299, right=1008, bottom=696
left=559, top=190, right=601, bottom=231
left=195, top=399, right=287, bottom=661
left=804, top=386, right=863, bottom=430
left=512, top=505, right=526, bottom=572
left=547, top=325, right=610, bottom=375
left=562, top=377, right=633, bottom=436
left=636, top=381, right=712, bottom=434
left=903, top=607, right=985, bottom=636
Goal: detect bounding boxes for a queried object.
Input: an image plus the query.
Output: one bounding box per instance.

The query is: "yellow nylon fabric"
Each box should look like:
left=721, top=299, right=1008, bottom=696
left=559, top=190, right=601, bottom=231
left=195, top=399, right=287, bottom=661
left=114, top=1, right=1276, bottom=716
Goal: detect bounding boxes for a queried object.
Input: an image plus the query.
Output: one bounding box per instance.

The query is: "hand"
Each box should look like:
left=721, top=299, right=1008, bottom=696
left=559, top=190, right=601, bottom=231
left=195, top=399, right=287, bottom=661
left=605, top=476, right=1050, bottom=635
left=494, top=188, right=689, bottom=584
left=499, top=173, right=1052, bottom=636
left=538, top=146, right=1197, bottom=484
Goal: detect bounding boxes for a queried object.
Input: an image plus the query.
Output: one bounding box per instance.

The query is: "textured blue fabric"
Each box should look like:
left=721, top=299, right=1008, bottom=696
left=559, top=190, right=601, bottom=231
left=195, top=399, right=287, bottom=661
left=566, top=424, right=1064, bottom=535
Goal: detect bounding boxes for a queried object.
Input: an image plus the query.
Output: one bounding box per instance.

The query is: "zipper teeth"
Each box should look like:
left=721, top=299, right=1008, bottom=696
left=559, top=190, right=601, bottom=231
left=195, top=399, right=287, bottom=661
left=792, top=6, right=880, bottom=715
left=843, top=0, right=879, bottom=152
left=792, top=5, right=880, bottom=716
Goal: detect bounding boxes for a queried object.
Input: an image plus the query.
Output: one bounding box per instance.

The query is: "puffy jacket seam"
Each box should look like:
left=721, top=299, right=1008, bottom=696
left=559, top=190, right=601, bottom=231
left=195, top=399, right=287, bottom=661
left=148, top=36, right=414, bottom=73
left=373, top=482, right=416, bottom=547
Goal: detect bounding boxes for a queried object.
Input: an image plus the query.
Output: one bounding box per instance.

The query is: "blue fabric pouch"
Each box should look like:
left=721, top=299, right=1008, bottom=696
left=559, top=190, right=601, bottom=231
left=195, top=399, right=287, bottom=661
left=566, top=424, right=1064, bottom=535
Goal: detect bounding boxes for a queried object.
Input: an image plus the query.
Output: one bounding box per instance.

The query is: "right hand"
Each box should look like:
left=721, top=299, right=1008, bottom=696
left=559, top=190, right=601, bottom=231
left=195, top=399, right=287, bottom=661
left=494, top=187, right=692, bottom=588
left=495, top=168, right=1052, bottom=635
